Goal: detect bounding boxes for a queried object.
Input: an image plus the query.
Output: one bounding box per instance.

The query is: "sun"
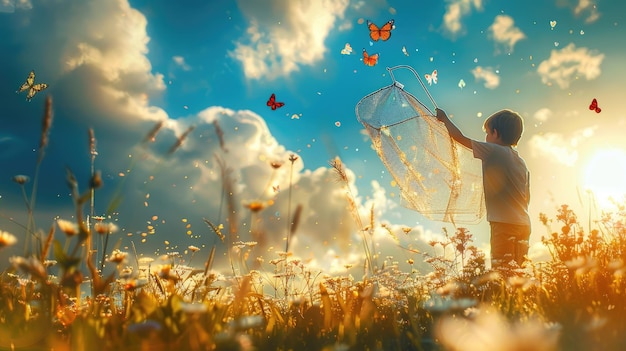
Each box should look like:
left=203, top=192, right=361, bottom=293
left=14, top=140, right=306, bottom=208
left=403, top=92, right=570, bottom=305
left=582, top=148, right=626, bottom=208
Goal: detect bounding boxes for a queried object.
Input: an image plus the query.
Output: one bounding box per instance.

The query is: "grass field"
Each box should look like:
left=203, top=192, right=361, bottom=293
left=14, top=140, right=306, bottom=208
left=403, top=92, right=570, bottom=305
left=2, top=97, right=626, bottom=351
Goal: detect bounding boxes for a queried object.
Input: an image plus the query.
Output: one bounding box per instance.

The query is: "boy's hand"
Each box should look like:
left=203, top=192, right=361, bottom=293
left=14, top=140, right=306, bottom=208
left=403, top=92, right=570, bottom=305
left=435, top=108, right=448, bottom=122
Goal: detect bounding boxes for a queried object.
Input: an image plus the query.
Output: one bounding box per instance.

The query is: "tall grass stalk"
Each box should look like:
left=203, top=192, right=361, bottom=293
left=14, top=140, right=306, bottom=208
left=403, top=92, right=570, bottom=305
left=330, top=157, right=375, bottom=275
left=285, top=154, right=298, bottom=253
left=214, top=155, right=238, bottom=277
left=23, top=95, right=53, bottom=255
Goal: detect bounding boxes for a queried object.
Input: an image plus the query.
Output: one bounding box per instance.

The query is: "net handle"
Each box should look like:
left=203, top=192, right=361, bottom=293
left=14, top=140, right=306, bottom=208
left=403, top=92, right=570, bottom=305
left=386, top=65, right=439, bottom=110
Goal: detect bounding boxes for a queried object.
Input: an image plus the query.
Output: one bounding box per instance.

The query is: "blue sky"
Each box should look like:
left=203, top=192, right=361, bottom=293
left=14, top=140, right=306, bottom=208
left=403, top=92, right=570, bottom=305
left=1, top=0, right=624, bottom=274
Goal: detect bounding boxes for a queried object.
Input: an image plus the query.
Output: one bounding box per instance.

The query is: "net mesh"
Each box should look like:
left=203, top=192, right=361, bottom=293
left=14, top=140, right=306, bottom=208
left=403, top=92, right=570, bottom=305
left=356, top=80, right=485, bottom=224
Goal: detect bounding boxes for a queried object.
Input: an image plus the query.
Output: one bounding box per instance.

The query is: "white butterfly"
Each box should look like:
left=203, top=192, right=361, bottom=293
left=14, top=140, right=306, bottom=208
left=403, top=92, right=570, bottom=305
left=17, top=70, right=48, bottom=101
left=341, top=43, right=352, bottom=55
left=458, top=79, right=466, bottom=90
left=425, top=69, right=438, bottom=85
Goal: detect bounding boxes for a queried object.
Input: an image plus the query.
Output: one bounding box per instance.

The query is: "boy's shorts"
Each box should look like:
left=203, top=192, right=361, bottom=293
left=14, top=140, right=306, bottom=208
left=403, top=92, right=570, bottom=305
left=489, top=221, right=531, bottom=268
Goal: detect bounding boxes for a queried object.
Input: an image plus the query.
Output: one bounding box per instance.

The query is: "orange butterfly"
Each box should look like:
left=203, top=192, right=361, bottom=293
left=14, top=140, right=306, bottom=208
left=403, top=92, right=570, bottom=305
left=589, top=98, right=601, bottom=113
left=367, top=19, right=394, bottom=41
left=267, top=93, right=285, bottom=110
left=362, top=49, right=379, bottom=66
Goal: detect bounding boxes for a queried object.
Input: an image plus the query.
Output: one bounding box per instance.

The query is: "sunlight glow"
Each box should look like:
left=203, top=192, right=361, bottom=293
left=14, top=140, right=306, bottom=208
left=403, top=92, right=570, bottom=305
left=583, top=149, right=626, bottom=208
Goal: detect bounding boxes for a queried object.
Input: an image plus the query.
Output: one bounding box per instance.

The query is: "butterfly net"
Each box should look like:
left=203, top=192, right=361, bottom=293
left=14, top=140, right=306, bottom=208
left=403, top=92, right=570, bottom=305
left=355, top=66, right=485, bottom=224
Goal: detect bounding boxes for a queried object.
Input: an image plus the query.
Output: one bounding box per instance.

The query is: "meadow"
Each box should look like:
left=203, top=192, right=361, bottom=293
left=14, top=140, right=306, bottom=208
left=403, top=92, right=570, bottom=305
left=2, top=97, right=626, bottom=351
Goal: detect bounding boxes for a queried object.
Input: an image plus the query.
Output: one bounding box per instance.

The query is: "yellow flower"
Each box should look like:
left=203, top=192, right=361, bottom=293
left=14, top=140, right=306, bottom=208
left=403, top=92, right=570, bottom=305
left=244, top=201, right=265, bottom=213
left=0, top=231, right=17, bottom=248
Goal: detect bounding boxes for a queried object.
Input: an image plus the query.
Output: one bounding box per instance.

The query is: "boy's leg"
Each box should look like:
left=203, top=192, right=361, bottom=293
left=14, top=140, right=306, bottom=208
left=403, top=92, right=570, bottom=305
left=490, top=222, right=531, bottom=268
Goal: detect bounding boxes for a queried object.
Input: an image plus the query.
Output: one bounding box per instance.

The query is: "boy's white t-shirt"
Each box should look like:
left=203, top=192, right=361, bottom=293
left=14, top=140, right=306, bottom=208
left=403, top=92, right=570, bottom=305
left=471, top=140, right=531, bottom=226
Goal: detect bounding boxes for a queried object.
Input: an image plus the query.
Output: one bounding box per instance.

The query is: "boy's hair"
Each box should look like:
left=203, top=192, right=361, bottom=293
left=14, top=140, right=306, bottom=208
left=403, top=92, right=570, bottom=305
left=483, top=109, right=524, bottom=146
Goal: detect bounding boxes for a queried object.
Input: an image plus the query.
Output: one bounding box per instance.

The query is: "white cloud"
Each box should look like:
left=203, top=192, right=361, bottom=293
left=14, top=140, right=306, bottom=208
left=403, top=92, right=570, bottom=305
left=528, top=133, right=578, bottom=167
left=231, top=0, right=350, bottom=80
left=442, top=0, right=482, bottom=36
left=3, top=0, right=167, bottom=126
left=471, top=66, right=499, bottom=89
left=527, top=127, right=596, bottom=167
left=0, top=0, right=31, bottom=12
left=533, top=108, right=553, bottom=123
left=574, top=0, right=600, bottom=23
left=488, top=15, right=525, bottom=53
left=172, top=56, right=191, bottom=71
left=537, top=43, right=605, bottom=89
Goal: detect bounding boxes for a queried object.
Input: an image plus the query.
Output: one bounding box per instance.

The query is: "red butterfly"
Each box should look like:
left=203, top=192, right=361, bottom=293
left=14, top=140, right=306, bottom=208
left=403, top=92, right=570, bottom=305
left=362, top=49, right=379, bottom=66
left=367, top=19, right=394, bottom=42
left=589, top=98, right=601, bottom=113
left=267, top=93, right=285, bottom=110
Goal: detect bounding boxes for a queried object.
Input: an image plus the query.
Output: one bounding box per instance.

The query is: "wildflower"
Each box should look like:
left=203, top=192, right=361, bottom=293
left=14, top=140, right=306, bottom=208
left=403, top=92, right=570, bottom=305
left=270, top=160, right=284, bottom=169
left=244, top=200, right=266, bottom=213
left=94, top=221, right=118, bottom=235
left=57, top=219, right=79, bottom=236
left=108, top=249, right=128, bottom=264
left=43, top=260, right=57, bottom=267
left=234, top=241, right=258, bottom=249
left=289, top=154, right=299, bottom=163
left=188, top=245, right=200, bottom=253
left=155, top=264, right=179, bottom=281
left=10, top=256, right=47, bottom=281
left=12, top=175, right=30, bottom=185
left=123, top=278, right=141, bottom=291
left=0, top=231, right=17, bottom=248
left=435, top=305, right=559, bottom=351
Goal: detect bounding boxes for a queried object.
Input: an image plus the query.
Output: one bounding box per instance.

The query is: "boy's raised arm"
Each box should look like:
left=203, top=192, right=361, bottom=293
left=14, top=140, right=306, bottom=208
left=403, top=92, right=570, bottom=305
left=435, top=108, right=473, bottom=149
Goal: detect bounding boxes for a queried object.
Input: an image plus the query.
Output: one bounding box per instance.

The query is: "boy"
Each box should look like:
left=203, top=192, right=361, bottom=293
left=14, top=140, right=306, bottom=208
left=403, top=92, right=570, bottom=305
left=435, top=108, right=531, bottom=270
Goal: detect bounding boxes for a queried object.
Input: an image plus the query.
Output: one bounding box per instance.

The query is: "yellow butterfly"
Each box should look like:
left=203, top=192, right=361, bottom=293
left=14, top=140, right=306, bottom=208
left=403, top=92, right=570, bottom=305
left=17, top=70, right=48, bottom=101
